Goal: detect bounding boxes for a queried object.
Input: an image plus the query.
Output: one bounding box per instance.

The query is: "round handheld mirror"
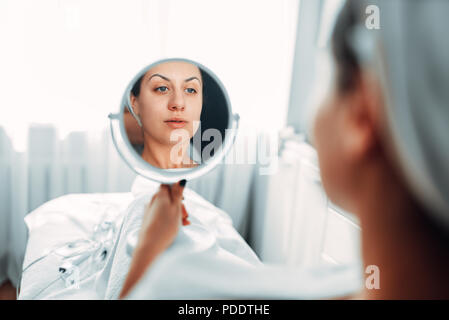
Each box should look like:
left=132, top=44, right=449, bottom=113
left=109, top=58, right=239, bottom=256
left=109, top=58, right=239, bottom=184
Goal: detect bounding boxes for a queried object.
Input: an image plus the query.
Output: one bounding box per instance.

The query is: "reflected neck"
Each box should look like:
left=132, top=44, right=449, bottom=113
left=141, top=135, right=196, bottom=169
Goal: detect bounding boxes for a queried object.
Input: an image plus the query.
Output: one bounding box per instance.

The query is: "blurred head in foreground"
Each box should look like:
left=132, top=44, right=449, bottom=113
left=313, top=0, right=449, bottom=299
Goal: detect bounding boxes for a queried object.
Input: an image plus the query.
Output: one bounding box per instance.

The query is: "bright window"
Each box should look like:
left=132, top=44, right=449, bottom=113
left=0, top=0, right=299, bottom=151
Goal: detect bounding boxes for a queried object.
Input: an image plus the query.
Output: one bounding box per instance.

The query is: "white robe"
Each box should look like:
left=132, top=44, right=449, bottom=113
left=124, top=177, right=363, bottom=299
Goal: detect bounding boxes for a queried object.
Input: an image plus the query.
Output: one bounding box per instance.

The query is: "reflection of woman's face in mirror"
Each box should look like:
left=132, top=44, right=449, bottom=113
left=130, top=61, right=203, bottom=169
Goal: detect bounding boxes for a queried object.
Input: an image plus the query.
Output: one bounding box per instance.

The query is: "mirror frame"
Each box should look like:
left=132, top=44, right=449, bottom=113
left=108, top=58, right=239, bottom=184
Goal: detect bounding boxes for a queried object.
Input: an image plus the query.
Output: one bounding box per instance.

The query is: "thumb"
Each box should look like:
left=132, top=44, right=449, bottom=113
left=170, top=179, right=187, bottom=203
left=159, top=184, right=171, bottom=198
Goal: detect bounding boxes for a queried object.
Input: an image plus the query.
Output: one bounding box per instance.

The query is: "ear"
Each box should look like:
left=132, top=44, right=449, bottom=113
left=130, top=94, right=140, bottom=116
left=342, top=72, right=381, bottom=163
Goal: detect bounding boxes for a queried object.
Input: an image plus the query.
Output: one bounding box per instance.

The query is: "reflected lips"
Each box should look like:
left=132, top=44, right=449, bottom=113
left=165, top=118, right=187, bottom=129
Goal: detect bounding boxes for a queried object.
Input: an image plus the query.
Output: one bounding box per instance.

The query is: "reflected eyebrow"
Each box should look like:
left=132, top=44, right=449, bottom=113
left=147, top=73, right=201, bottom=85
left=148, top=73, right=171, bottom=82
left=185, top=76, right=201, bottom=85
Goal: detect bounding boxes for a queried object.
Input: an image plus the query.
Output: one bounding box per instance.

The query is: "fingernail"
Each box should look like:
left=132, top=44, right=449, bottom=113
left=179, top=179, right=187, bottom=187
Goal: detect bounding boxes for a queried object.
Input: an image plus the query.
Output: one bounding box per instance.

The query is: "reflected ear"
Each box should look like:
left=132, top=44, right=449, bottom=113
left=130, top=94, right=139, bottom=116
left=342, top=73, right=380, bottom=162
left=129, top=94, right=143, bottom=128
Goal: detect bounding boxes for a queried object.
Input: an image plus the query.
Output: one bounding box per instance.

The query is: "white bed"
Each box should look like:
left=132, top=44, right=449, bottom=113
left=19, top=192, right=133, bottom=299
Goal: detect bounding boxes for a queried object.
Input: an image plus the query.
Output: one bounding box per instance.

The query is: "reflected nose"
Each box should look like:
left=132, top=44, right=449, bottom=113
left=168, top=89, right=185, bottom=112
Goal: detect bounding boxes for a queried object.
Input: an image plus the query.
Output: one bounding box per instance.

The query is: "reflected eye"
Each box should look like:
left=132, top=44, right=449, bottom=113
left=155, top=86, right=168, bottom=93
left=185, top=88, right=197, bottom=94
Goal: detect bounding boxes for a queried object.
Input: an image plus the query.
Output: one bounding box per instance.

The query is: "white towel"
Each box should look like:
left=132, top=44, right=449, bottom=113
left=348, top=0, right=449, bottom=229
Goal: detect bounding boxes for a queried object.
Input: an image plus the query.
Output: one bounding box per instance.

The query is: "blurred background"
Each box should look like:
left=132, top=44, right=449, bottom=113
left=0, top=0, right=360, bottom=290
